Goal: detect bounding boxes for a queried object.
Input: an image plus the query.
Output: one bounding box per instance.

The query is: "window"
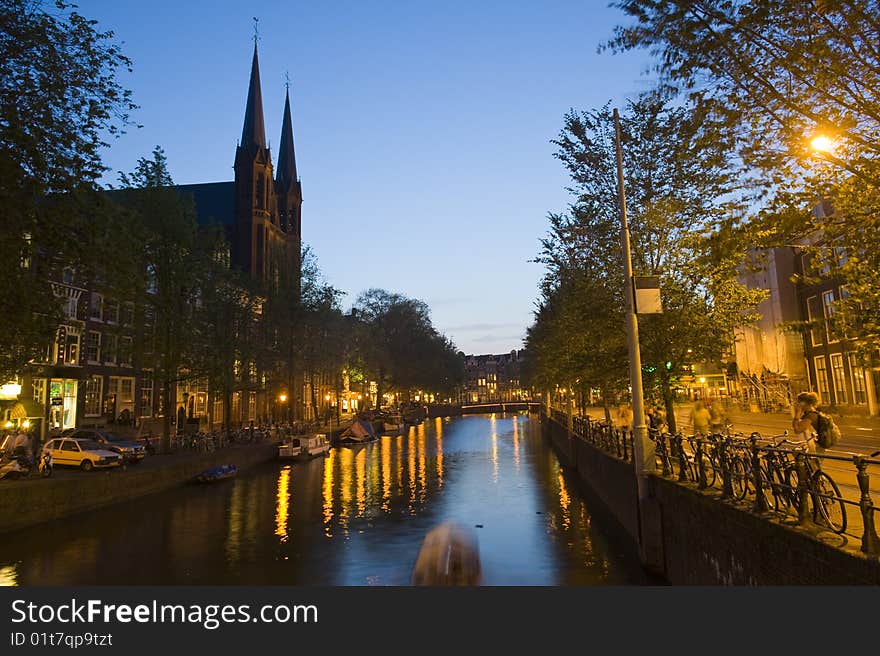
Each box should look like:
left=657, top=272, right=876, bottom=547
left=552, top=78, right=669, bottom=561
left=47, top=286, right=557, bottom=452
left=140, top=377, right=154, bottom=417
left=806, top=296, right=822, bottom=346
left=58, top=325, right=80, bottom=365
left=121, top=303, right=134, bottom=326
left=90, top=293, right=103, bottom=321
left=32, top=379, right=46, bottom=405
left=86, top=331, right=101, bottom=363
left=248, top=392, right=256, bottom=422
left=822, top=290, right=838, bottom=342
left=104, top=299, right=119, bottom=324
left=63, top=295, right=78, bottom=320
left=849, top=354, right=868, bottom=405
left=119, top=336, right=133, bottom=366
left=61, top=440, right=79, bottom=452
left=829, top=353, right=847, bottom=404
left=84, top=376, right=102, bottom=416
left=813, top=356, right=830, bottom=403
left=104, top=334, right=118, bottom=365
left=61, top=267, right=75, bottom=284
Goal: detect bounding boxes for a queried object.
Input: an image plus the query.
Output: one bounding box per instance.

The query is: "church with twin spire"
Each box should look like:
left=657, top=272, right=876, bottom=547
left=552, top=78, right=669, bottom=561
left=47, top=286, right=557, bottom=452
left=178, top=42, right=302, bottom=292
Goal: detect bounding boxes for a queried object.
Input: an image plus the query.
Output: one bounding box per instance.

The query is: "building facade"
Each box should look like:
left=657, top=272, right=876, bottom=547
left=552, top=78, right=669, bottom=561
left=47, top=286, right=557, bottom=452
left=464, top=351, right=530, bottom=403
left=3, top=43, right=304, bottom=437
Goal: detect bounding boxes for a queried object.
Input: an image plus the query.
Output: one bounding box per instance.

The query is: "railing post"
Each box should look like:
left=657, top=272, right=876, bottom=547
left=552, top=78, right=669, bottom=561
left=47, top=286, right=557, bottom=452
left=675, top=434, right=687, bottom=482
left=795, top=452, right=811, bottom=526
left=719, top=438, right=733, bottom=499
left=854, top=455, right=879, bottom=557
left=696, top=438, right=708, bottom=489
left=750, top=436, right=768, bottom=513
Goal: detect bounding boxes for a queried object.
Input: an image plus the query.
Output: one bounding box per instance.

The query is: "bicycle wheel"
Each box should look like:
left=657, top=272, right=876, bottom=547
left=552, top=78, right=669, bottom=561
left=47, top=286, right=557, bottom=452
left=703, top=455, right=717, bottom=488
left=758, top=459, right=780, bottom=510
left=812, top=471, right=847, bottom=534
left=731, top=456, right=749, bottom=500
left=783, top=466, right=801, bottom=513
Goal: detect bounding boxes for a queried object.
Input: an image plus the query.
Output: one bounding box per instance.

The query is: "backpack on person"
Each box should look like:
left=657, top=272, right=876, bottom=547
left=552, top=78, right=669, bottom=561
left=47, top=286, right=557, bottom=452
left=815, top=410, right=841, bottom=448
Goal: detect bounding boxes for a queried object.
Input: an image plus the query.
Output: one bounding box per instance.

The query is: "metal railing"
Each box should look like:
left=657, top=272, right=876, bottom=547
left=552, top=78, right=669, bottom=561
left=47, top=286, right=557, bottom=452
left=545, top=409, right=880, bottom=557
left=549, top=408, right=634, bottom=463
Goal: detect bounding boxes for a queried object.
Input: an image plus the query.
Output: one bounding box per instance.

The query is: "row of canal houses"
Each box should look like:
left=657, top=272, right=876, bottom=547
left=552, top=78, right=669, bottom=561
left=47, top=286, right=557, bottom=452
left=733, top=200, right=880, bottom=416
left=1, top=44, right=327, bottom=440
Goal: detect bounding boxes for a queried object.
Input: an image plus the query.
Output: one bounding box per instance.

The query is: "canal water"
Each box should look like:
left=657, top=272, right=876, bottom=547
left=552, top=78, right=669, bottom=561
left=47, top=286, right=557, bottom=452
left=0, top=414, right=646, bottom=585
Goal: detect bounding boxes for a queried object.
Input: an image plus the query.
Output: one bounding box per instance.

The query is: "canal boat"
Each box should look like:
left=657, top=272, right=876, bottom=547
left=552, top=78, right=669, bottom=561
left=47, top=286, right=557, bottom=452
left=194, top=464, right=238, bottom=483
left=277, top=441, right=303, bottom=460
left=334, top=418, right=377, bottom=445
left=290, top=434, right=330, bottom=459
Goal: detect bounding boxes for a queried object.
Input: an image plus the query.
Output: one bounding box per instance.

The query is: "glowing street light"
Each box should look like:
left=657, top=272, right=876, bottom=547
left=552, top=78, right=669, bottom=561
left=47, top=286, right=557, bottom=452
left=278, top=393, right=287, bottom=403
left=810, top=134, right=837, bottom=154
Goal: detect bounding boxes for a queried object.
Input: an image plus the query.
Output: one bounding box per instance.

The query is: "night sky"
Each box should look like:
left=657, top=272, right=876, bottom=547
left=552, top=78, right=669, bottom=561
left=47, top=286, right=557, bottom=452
left=84, top=0, right=654, bottom=354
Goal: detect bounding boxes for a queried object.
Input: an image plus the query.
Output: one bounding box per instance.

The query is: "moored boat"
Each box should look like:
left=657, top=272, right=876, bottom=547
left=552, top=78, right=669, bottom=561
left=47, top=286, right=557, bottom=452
left=277, top=442, right=303, bottom=460
left=333, top=418, right=377, bottom=445
left=194, top=464, right=238, bottom=483
left=292, top=434, right=330, bottom=459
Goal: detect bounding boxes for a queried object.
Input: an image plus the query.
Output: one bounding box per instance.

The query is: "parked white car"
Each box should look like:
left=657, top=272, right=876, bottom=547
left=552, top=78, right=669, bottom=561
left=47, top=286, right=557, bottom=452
left=42, top=438, right=122, bottom=471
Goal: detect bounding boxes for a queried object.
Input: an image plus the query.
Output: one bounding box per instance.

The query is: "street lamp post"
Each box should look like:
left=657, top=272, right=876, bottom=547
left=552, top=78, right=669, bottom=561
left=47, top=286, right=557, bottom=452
left=613, top=107, right=655, bottom=481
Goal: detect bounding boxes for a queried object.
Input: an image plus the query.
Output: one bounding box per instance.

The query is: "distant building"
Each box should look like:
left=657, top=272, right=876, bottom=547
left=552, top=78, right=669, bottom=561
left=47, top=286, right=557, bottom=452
left=463, top=350, right=530, bottom=403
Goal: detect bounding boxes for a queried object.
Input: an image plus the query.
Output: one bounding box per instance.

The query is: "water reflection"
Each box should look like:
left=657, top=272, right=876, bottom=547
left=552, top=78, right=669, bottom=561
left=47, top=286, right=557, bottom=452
left=0, top=414, right=645, bottom=586
left=275, top=466, right=291, bottom=543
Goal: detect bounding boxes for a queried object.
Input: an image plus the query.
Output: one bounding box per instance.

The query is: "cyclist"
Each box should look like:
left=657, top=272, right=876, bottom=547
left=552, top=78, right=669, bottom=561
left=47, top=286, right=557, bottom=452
left=791, top=391, right=825, bottom=462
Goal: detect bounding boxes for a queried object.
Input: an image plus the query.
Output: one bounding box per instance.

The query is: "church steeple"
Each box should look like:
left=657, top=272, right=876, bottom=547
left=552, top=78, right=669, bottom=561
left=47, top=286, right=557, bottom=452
left=240, top=43, right=267, bottom=153
left=276, top=88, right=298, bottom=187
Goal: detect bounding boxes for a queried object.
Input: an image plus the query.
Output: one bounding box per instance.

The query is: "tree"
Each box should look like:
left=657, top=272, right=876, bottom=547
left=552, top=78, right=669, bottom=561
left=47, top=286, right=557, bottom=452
left=115, top=147, right=205, bottom=453
left=607, top=0, right=880, bottom=361
left=352, top=289, right=463, bottom=405
left=527, top=97, right=764, bottom=430
left=192, top=229, right=261, bottom=440
left=0, top=0, right=134, bottom=381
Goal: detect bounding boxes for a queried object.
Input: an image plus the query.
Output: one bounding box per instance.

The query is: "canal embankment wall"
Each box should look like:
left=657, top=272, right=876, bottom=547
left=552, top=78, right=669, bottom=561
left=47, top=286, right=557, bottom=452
left=0, top=443, right=278, bottom=534
left=543, top=414, right=880, bottom=584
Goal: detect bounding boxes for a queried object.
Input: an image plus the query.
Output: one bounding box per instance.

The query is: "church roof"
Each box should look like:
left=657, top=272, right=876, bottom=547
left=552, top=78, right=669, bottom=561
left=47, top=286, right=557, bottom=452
left=174, top=181, right=235, bottom=227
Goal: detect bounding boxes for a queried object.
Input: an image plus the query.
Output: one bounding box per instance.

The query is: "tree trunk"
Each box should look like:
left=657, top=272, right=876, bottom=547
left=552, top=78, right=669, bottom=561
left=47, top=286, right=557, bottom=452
left=601, top=386, right=612, bottom=423
left=309, top=370, right=318, bottom=421
left=224, top=386, right=232, bottom=441
left=661, top=373, right=677, bottom=434
left=161, top=379, right=172, bottom=454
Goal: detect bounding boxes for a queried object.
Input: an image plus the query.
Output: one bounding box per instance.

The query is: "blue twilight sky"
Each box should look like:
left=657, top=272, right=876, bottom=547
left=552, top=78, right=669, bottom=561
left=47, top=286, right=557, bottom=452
left=82, top=0, right=655, bottom=354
